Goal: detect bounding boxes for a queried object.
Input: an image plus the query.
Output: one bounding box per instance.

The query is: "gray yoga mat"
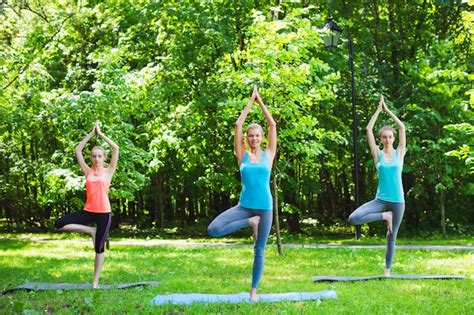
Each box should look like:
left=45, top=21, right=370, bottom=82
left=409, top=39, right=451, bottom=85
left=2, top=281, right=159, bottom=294
left=312, top=275, right=466, bottom=282
left=150, top=290, right=337, bottom=305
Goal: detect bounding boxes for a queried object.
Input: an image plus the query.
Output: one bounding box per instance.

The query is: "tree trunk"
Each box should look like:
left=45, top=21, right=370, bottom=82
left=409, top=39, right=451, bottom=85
left=342, top=170, right=351, bottom=214
left=370, top=0, right=383, bottom=65
left=289, top=213, right=301, bottom=233
left=440, top=190, right=446, bottom=235
left=177, top=186, right=186, bottom=228
left=155, top=172, right=165, bottom=228
left=273, top=175, right=283, bottom=255
left=387, top=0, right=400, bottom=98
left=187, top=192, right=196, bottom=226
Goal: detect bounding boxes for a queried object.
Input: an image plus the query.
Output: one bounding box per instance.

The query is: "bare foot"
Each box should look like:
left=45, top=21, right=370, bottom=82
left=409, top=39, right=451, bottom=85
left=384, top=269, right=391, bottom=277
left=249, top=216, right=261, bottom=242
left=383, top=211, right=393, bottom=234
left=92, top=281, right=99, bottom=289
left=250, top=288, right=259, bottom=303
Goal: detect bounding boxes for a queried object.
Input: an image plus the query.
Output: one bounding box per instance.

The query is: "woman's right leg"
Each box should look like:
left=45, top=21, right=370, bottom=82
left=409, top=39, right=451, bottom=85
left=250, top=210, right=273, bottom=301
left=207, top=205, right=251, bottom=237
left=91, top=213, right=112, bottom=288
left=348, top=199, right=387, bottom=225
left=385, top=202, right=405, bottom=274
left=55, top=211, right=96, bottom=245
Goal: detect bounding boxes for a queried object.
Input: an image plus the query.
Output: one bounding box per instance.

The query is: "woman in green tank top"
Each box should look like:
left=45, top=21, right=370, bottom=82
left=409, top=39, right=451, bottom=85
left=348, top=95, right=406, bottom=276
left=208, top=86, right=277, bottom=302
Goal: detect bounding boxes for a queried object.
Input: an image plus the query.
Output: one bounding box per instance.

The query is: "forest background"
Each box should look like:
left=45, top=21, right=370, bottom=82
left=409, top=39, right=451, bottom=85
left=0, top=0, right=472, bottom=237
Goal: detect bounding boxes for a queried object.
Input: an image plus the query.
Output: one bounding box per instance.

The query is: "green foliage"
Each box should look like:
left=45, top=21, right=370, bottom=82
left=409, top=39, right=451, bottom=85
left=0, top=0, right=472, bottom=233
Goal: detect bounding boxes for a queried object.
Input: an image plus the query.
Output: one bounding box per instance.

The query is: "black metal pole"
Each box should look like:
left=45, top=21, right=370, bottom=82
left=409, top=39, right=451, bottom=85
left=348, top=27, right=361, bottom=240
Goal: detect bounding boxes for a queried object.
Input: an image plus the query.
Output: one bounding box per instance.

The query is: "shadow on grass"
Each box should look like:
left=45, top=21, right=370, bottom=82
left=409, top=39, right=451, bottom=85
left=0, top=239, right=34, bottom=251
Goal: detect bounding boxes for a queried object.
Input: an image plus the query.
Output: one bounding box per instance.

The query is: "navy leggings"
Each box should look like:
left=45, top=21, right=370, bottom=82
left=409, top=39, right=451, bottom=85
left=55, top=210, right=111, bottom=254
left=348, top=199, right=405, bottom=269
left=207, top=205, right=273, bottom=289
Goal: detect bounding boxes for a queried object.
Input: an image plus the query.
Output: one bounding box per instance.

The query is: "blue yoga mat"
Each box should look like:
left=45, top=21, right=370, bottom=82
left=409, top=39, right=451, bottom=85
left=150, top=290, right=337, bottom=305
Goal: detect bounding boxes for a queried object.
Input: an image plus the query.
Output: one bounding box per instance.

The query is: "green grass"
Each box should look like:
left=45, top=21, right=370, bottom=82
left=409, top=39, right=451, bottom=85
left=1, top=234, right=473, bottom=314
left=2, top=231, right=473, bottom=246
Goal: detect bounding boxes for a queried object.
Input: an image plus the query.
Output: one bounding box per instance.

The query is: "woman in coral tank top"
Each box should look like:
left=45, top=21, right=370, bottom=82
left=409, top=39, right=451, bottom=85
left=55, top=121, right=119, bottom=288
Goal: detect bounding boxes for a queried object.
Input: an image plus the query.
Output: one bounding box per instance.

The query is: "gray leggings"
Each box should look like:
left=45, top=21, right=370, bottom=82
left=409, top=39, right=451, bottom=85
left=207, top=205, right=273, bottom=289
left=348, top=199, right=405, bottom=269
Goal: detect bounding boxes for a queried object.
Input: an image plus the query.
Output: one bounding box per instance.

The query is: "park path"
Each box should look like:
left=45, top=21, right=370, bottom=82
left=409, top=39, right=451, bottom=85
left=110, top=240, right=474, bottom=250
left=7, top=237, right=474, bottom=250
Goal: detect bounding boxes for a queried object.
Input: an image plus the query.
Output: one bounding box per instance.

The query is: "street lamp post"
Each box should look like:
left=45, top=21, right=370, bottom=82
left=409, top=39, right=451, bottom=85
left=322, top=1, right=361, bottom=240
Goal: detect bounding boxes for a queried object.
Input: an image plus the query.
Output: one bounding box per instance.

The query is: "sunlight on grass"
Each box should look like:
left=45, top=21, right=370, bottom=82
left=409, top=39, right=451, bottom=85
left=424, top=254, right=474, bottom=276
left=1, top=235, right=473, bottom=314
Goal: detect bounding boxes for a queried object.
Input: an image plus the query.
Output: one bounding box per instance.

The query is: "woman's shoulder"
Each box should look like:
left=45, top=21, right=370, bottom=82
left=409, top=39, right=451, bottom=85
left=84, top=167, right=92, bottom=176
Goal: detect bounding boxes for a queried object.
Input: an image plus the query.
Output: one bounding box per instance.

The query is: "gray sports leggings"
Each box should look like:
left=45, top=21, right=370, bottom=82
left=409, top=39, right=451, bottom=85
left=348, top=199, right=405, bottom=269
left=207, top=205, right=273, bottom=289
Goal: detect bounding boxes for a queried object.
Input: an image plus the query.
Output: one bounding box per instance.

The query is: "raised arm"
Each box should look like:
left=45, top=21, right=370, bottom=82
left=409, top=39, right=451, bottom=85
left=381, top=96, right=406, bottom=160
left=254, top=88, right=277, bottom=165
left=366, top=96, right=383, bottom=165
left=95, top=121, right=119, bottom=178
left=234, top=90, right=256, bottom=166
left=75, top=125, right=96, bottom=175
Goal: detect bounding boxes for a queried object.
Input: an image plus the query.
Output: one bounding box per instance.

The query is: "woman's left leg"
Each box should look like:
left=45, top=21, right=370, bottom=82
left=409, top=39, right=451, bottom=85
left=55, top=210, right=97, bottom=247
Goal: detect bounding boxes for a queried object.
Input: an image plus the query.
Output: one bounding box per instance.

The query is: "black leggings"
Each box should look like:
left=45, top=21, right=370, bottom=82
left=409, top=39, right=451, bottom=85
left=55, top=210, right=111, bottom=254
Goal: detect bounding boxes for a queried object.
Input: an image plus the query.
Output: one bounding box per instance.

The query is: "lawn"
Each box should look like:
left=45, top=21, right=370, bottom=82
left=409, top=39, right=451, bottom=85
left=1, top=234, right=473, bottom=314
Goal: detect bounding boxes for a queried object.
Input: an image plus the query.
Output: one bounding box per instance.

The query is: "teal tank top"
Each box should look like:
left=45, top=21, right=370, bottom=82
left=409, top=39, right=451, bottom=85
left=375, top=150, right=405, bottom=202
left=238, top=151, right=273, bottom=210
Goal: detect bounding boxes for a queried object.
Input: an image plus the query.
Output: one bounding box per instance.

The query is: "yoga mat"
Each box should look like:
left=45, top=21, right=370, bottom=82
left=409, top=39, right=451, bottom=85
left=2, top=281, right=159, bottom=294
left=312, top=275, right=466, bottom=282
left=151, top=290, right=337, bottom=305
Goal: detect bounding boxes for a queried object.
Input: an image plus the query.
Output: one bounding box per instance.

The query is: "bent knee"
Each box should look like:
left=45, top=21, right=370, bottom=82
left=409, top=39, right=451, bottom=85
left=348, top=214, right=358, bottom=225
left=54, top=219, right=65, bottom=230
left=207, top=225, right=219, bottom=237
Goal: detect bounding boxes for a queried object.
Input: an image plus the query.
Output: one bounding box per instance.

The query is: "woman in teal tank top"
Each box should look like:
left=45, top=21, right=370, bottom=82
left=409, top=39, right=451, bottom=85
left=348, top=95, right=406, bottom=276
left=208, top=86, right=277, bottom=302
